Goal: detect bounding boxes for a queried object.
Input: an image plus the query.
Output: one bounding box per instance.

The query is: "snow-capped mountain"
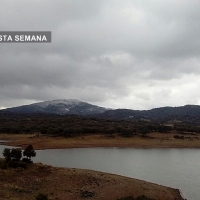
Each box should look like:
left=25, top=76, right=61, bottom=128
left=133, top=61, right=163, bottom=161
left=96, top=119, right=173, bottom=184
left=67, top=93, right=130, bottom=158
left=2, top=99, right=109, bottom=115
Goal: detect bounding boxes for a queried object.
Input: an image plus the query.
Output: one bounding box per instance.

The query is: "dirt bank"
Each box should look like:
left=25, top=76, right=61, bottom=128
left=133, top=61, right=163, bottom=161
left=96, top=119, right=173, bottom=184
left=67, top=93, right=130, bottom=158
left=0, top=161, right=183, bottom=200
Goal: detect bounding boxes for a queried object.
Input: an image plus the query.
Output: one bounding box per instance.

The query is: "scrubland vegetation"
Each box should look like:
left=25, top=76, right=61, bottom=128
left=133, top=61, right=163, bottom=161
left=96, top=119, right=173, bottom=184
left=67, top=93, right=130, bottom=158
left=0, top=113, right=200, bottom=149
left=0, top=113, right=199, bottom=137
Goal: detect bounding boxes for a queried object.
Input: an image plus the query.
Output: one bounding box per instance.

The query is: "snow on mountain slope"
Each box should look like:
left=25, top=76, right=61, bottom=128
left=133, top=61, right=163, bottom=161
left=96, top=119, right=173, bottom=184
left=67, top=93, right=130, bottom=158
left=2, top=99, right=109, bottom=115
left=37, top=99, right=81, bottom=108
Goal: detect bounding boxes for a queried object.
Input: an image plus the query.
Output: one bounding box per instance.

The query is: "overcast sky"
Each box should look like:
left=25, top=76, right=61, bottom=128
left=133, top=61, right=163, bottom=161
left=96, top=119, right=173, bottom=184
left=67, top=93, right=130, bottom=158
left=1, top=0, right=200, bottom=110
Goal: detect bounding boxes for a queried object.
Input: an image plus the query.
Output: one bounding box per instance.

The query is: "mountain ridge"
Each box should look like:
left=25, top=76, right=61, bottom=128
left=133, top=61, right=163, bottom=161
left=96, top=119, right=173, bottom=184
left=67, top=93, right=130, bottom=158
left=1, top=100, right=200, bottom=124
left=1, top=99, right=109, bottom=116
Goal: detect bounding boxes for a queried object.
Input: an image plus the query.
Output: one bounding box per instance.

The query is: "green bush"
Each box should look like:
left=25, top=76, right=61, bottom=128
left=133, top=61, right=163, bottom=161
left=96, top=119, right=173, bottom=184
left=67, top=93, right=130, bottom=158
left=23, top=144, right=36, bottom=162
left=2, top=148, right=11, bottom=162
left=10, top=148, right=22, bottom=161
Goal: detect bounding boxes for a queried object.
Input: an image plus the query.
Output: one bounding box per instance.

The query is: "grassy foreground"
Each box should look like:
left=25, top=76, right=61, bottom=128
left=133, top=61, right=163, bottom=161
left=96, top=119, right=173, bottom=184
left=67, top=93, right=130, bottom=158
left=0, top=159, right=183, bottom=200
left=0, top=132, right=200, bottom=149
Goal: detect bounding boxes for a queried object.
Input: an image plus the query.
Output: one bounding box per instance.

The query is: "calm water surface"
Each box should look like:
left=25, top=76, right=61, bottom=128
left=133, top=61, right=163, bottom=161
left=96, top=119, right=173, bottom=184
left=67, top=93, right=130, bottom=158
left=0, top=144, right=199, bottom=200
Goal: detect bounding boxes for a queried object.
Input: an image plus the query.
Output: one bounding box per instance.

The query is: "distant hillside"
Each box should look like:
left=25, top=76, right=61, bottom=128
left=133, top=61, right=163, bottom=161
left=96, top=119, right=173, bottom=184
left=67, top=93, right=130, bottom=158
left=92, top=105, right=200, bottom=124
left=1, top=104, right=200, bottom=135
left=1, top=99, right=109, bottom=116
left=1, top=100, right=200, bottom=125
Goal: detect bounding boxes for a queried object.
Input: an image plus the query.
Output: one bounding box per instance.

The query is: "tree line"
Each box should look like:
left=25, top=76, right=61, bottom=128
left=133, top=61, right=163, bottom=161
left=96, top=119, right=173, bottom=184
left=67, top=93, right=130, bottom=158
left=0, top=113, right=199, bottom=136
left=3, top=144, right=36, bottom=163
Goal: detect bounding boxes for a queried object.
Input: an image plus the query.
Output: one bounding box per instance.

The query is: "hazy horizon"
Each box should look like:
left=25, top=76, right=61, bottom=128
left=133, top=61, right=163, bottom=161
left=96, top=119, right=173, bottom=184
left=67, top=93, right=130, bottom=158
left=1, top=98, right=200, bottom=111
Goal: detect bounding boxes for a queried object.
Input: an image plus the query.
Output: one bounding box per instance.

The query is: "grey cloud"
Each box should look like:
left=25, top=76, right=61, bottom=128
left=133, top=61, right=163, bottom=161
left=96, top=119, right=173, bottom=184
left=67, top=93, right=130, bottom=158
left=0, top=0, right=200, bottom=109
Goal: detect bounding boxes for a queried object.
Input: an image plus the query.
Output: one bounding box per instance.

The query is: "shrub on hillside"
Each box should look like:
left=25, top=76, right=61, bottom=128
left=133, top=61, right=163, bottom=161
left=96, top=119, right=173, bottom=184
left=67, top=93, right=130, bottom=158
left=2, top=145, right=36, bottom=168
left=2, top=148, right=11, bottom=162
left=23, top=144, right=36, bottom=162
left=10, top=148, right=22, bottom=161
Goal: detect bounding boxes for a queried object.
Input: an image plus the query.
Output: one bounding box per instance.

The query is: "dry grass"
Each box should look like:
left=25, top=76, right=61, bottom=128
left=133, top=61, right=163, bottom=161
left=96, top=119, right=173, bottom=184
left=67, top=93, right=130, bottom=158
left=0, top=160, right=183, bottom=200
left=0, top=132, right=200, bottom=150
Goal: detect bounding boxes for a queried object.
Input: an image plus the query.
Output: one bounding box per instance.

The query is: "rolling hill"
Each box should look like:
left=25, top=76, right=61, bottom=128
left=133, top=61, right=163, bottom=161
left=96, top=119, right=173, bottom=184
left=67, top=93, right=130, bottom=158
left=1, top=100, right=200, bottom=124
left=1, top=99, right=109, bottom=116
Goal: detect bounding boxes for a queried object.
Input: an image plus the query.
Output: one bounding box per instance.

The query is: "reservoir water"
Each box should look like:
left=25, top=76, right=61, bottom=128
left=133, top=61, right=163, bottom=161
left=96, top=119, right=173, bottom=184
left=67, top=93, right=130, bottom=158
left=0, top=144, right=199, bottom=200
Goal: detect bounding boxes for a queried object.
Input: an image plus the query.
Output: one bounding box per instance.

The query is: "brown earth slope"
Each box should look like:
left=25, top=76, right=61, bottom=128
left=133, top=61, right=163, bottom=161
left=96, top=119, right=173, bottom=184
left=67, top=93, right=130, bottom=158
left=0, top=162, right=183, bottom=200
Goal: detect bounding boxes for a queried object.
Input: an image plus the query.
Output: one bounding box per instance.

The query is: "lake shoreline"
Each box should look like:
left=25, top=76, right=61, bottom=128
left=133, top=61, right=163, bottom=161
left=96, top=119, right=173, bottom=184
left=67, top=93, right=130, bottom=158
left=0, top=132, right=200, bottom=150
left=0, top=134, right=187, bottom=200
left=0, top=158, right=184, bottom=200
